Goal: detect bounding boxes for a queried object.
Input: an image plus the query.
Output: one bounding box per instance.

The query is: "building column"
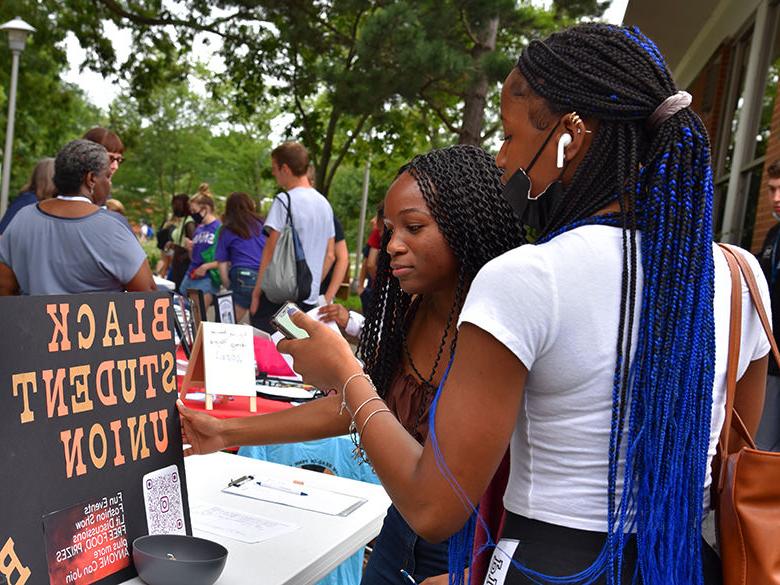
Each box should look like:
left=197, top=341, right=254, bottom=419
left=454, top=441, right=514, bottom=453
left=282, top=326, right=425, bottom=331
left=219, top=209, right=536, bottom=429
left=721, top=0, right=773, bottom=243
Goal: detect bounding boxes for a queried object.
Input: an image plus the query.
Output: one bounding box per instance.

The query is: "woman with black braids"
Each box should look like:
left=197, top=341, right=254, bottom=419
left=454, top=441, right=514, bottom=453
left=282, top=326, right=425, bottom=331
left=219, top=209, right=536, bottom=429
left=214, top=23, right=778, bottom=585
left=178, top=144, right=526, bottom=584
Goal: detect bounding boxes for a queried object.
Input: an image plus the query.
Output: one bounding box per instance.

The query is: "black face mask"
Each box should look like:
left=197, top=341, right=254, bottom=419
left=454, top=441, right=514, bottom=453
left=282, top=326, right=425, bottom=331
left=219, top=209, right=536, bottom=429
left=501, top=122, right=567, bottom=234
left=190, top=211, right=204, bottom=224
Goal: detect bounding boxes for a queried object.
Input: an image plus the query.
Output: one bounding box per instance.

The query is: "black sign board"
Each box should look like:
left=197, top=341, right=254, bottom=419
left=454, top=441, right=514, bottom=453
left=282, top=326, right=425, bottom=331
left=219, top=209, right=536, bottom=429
left=0, top=292, right=190, bottom=585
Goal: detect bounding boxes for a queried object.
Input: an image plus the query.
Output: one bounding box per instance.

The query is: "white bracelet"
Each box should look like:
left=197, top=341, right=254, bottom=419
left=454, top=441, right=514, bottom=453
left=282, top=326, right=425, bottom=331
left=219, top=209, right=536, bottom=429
left=340, top=373, right=372, bottom=416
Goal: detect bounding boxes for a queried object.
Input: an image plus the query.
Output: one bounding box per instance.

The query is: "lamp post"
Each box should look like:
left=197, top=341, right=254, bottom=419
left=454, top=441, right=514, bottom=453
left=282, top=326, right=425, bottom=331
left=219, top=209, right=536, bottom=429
left=0, top=17, right=35, bottom=217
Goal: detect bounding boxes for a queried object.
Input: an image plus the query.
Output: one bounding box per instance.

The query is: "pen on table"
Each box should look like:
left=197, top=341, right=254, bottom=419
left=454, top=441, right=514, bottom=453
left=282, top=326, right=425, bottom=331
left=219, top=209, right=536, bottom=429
left=399, top=569, right=417, bottom=585
left=256, top=480, right=308, bottom=496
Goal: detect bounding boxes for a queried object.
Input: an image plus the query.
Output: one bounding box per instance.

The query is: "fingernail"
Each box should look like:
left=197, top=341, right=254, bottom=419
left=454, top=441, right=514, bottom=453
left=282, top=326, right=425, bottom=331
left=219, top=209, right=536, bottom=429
left=176, top=399, right=184, bottom=407
left=287, top=306, right=299, bottom=316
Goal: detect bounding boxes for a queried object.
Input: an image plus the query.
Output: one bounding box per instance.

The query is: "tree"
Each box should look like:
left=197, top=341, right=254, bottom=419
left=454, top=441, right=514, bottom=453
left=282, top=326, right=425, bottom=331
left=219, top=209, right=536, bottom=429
left=105, top=80, right=278, bottom=225
left=51, top=0, right=580, bottom=196
left=0, top=0, right=100, bottom=198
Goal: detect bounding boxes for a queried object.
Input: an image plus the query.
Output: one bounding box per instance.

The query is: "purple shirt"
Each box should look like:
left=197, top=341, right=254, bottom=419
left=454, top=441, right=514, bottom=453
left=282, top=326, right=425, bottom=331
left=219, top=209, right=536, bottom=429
left=215, top=224, right=266, bottom=269
left=189, top=219, right=221, bottom=271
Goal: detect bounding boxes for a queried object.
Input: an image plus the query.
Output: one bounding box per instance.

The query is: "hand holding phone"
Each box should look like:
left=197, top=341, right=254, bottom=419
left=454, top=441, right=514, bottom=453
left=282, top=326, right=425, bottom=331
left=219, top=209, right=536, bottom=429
left=270, top=302, right=310, bottom=340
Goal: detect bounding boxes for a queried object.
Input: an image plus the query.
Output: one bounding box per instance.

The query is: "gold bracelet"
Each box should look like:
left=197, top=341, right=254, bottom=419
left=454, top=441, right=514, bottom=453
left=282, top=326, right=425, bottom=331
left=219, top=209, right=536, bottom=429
left=340, top=372, right=372, bottom=415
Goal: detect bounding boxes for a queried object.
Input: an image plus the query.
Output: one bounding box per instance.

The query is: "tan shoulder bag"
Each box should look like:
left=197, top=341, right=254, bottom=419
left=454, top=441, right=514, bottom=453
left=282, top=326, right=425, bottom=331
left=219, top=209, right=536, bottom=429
left=716, top=243, right=780, bottom=585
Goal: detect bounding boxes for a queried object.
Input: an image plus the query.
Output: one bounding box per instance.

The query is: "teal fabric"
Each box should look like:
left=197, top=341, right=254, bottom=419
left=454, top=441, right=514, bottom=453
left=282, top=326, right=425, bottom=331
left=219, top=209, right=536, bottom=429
left=239, top=437, right=380, bottom=585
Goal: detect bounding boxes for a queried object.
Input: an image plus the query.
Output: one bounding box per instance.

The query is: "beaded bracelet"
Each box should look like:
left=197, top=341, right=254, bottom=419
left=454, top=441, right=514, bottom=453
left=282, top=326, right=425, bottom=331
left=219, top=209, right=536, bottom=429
left=339, top=372, right=372, bottom=415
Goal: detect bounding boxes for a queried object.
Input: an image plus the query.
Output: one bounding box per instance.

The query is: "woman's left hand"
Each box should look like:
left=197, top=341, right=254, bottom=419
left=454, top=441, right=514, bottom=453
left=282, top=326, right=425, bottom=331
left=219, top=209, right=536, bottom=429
left=192, top=265, right=208, bottom=278
left=277, top=309, right=361, bottom=391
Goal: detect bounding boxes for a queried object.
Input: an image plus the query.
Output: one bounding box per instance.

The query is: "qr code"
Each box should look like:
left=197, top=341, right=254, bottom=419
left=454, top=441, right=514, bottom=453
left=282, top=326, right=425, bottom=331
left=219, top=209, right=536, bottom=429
left=143, top=464, right=186, bottom=535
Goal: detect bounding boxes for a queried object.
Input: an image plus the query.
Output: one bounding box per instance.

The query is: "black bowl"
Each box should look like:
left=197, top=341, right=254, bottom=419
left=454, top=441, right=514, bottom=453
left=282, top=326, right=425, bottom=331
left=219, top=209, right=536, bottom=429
left=133, top=535, right=228, bottom=585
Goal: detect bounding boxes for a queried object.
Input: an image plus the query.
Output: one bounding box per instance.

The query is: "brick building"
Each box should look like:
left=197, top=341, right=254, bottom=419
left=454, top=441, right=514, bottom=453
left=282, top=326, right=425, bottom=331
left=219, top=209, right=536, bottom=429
left=625, top=0, right=780, bottom=251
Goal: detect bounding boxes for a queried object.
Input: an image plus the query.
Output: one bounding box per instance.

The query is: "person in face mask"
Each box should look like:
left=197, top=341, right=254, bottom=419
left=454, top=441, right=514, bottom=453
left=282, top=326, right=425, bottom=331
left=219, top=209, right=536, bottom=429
left=179, top=192, right=221, bottom=307
left=167, top=193, right=197, bottom=292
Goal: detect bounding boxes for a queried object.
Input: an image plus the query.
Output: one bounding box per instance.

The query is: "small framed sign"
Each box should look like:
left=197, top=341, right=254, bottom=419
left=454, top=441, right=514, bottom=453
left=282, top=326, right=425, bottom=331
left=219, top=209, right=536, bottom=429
left=186, top=289, right=207, bottom=338
left=215, top=292, right=236, bottom=324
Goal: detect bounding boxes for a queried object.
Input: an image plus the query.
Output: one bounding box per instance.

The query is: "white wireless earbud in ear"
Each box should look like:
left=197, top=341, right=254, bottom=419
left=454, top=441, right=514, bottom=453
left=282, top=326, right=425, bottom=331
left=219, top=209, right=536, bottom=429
left=557, top=133, right=573, bottom=169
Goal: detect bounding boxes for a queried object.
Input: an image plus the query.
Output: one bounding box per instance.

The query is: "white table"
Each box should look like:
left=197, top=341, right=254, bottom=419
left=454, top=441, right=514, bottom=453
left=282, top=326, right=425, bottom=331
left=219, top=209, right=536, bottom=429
left=122, top=452, right=390, bottom=585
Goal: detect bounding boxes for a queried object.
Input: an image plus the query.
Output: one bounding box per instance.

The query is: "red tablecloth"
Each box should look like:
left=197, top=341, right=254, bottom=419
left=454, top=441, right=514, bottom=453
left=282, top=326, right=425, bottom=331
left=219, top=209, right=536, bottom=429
left=176, top=336, right=297, bottom=418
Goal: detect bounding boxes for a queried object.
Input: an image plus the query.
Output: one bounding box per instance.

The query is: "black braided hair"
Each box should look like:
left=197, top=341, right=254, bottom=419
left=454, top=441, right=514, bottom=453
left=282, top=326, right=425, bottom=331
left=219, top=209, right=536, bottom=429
left=357, top=145, right=526, bottom=402
left=505, top=24, right=715, bottom=585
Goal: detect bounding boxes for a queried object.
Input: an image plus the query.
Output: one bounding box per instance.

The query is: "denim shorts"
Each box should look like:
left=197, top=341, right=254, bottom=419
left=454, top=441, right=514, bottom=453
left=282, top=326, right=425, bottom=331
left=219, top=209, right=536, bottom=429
left=361, top=505, right=449, bottom=584
left=229, top=266, right=258, bottom=309
left=179, top=272, right=219, bottom=297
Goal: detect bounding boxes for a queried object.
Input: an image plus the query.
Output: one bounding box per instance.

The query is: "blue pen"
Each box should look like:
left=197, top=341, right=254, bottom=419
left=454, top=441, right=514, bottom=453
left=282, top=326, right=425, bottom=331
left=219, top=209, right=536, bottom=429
left=399, top=569, right=417, bottom=585
left=256, top=479, right=308, bottom=496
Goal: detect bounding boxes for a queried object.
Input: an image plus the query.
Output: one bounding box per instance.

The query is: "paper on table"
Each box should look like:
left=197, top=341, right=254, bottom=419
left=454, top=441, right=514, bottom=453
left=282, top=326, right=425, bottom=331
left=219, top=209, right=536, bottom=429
left=190, top=501, right=298, bottom=544
left=223, top=478, right=367, bottom=516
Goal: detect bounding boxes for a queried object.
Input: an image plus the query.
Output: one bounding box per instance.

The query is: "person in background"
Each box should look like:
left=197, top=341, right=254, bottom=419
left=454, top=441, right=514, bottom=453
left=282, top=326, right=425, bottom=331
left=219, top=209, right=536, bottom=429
left=216, top=192, right=266, bottom=323
left=155, top=215, right=177, bottom=278
left=359, top=204, right=384, bottom=315
left=83, top=127, right=125, bottom=179
left=167, top=193, right=197, bottom=291
left=320, top=214, right=349, bottom=304
left=0, top=158, right=56, bottom=235
left=756, top=159, right=780, bottom=451
left=249, top=142, right=335, bottom=332
left=0, top=140, right=154, bottom=295
left=179, top=145, right=526, bottom=585
left=105, top=198, right=126, bottom=216
left=82, top=127, right=132, bottom=233
left=179, top=191, right=221, bottom=307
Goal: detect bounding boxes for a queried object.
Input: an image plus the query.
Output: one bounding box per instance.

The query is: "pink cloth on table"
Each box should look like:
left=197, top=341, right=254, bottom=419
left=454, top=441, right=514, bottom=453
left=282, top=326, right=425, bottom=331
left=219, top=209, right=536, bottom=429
left=254, top=336, right=296, bottom=377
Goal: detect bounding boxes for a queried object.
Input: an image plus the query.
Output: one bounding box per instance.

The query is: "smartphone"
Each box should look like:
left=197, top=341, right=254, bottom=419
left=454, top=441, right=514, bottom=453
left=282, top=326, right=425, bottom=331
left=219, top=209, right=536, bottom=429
left=270, top=302, right=310, bottom=340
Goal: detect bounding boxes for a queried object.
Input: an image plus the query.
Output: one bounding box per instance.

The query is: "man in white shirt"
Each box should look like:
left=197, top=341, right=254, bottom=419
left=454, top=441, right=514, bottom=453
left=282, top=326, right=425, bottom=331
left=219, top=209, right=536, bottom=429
left=250, top=142, right=335, bottom=332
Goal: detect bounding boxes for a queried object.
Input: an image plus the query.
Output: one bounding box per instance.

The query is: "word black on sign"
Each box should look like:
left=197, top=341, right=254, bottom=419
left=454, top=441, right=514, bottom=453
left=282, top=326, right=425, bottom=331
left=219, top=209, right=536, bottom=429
left=0, top=292, right=191, bottom=585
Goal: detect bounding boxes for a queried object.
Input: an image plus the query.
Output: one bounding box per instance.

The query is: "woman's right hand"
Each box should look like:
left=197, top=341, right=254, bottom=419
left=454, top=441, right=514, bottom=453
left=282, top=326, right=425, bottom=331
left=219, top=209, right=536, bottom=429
left=318, top=303, right=349, bottom=330
left=177, top=400, right=228, bottom=456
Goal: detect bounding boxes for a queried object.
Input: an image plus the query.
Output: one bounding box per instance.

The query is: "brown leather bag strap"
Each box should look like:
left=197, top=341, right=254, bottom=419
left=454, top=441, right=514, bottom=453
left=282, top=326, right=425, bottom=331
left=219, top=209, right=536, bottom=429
left=721, top=244, right=780, bottom=366
left=716, top=244, right=743, bottom=491
left=717, top=243, right=780, bottom=455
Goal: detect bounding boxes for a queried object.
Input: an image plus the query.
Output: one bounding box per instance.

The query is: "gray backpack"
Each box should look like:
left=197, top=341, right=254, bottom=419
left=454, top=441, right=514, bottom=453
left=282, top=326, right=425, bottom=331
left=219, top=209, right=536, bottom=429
left=261, top=193, right=313, bottom=304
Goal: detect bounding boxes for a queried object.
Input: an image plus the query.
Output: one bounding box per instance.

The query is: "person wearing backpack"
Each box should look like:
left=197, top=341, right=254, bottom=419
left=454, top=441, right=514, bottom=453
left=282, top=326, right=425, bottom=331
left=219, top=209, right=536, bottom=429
left=250, top=142, right=335, bottom=333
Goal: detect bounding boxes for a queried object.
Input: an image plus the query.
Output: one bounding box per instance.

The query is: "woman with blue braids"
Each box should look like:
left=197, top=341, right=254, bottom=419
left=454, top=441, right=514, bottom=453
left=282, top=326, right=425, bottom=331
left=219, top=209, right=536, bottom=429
left=182, top=24, right=773, bottom=585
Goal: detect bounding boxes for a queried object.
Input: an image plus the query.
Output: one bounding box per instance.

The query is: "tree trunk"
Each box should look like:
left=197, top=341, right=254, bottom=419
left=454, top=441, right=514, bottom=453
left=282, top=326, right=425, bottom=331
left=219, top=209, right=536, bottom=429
left=459, top=15, right=499, bottom=146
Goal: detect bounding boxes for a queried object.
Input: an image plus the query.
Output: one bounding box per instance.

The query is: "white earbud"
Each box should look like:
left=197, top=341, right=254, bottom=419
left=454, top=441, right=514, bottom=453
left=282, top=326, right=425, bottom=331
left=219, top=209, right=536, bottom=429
left=557, top=133, right=573, bottom=169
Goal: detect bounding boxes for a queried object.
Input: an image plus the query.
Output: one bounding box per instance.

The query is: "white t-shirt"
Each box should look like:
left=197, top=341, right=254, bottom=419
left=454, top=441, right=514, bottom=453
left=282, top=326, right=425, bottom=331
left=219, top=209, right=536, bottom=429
left=458, top=225, right=770, bottom=532
left=265, top=187, right=335, bottom=305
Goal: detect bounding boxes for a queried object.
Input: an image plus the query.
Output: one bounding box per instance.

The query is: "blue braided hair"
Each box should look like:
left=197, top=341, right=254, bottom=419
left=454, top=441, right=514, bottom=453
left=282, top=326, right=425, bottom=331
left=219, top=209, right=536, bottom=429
left=429, top=23, right=716, bottom=585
